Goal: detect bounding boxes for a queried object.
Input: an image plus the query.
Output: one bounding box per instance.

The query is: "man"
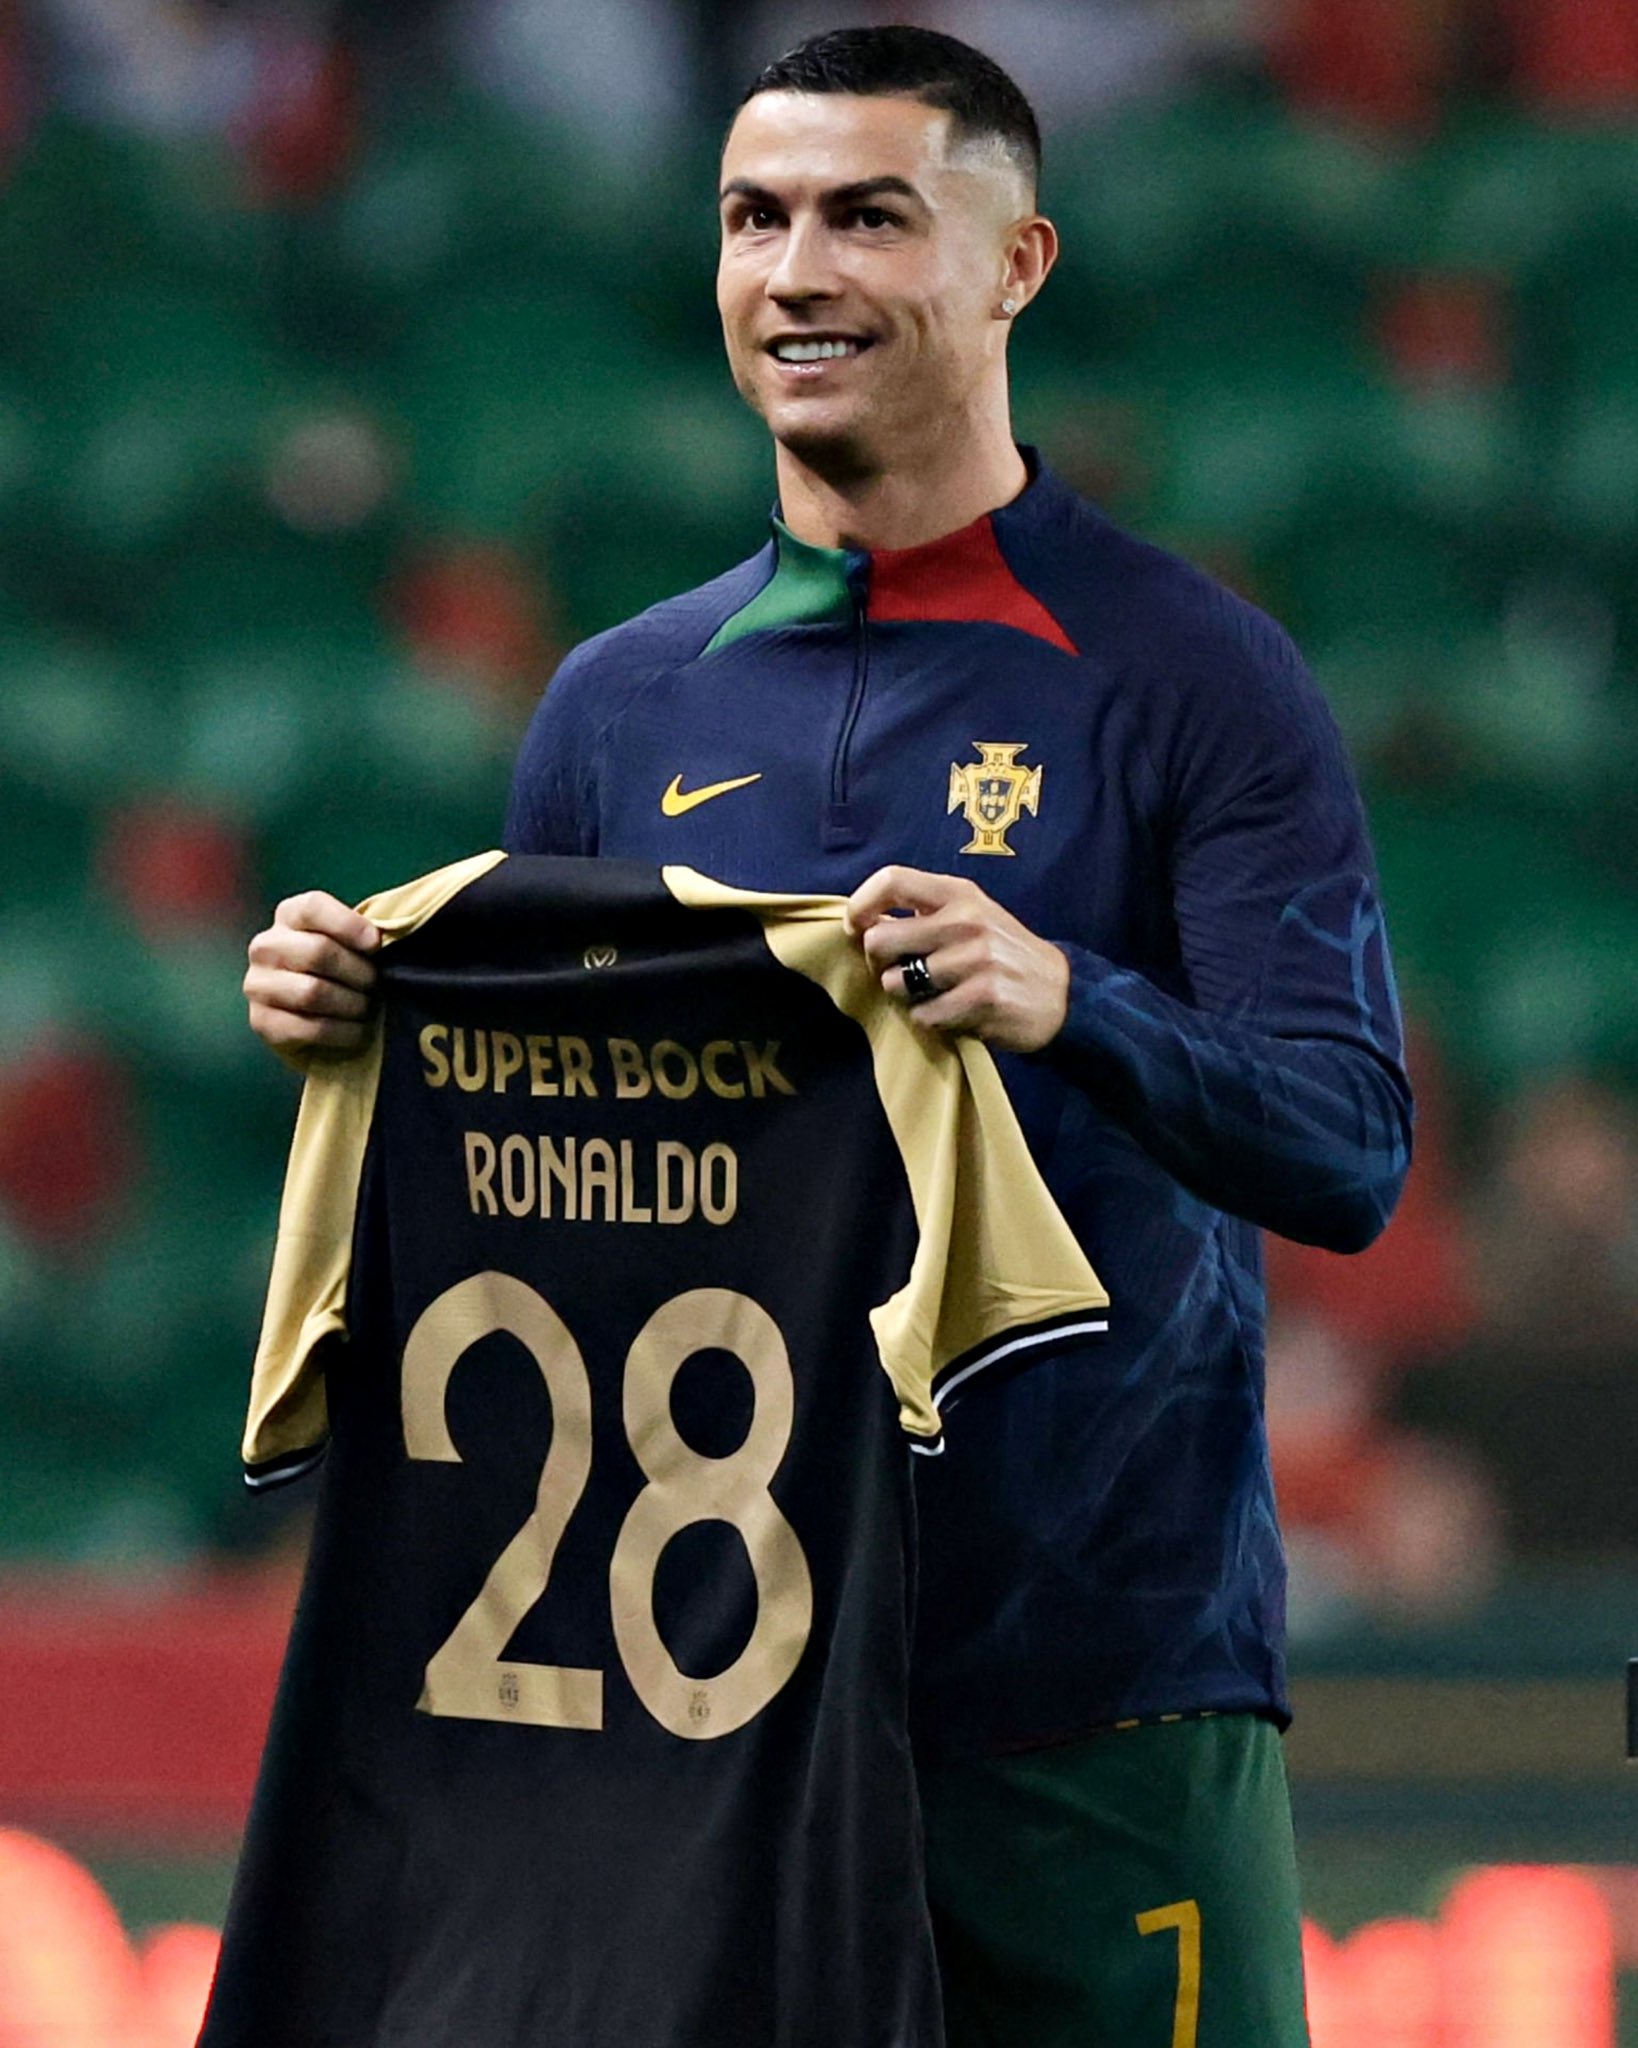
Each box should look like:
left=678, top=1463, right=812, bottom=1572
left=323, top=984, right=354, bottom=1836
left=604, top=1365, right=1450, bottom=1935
left=245, top=26, right=1411, bottom=2046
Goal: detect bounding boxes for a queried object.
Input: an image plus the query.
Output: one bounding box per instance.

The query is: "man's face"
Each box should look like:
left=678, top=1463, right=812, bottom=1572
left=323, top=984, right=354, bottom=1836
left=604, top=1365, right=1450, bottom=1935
left=717, top=91, right=1029, bottom=479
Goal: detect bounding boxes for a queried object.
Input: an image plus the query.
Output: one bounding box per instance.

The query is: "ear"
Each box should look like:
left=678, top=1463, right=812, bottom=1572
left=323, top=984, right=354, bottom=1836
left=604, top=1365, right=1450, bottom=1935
left=997, top=213, right=1058, bottom=320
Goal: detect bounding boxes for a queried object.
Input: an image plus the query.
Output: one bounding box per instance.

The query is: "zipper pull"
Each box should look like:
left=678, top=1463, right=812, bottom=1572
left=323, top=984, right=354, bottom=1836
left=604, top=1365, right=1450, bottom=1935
left=822, top=801, right=864, bottom=850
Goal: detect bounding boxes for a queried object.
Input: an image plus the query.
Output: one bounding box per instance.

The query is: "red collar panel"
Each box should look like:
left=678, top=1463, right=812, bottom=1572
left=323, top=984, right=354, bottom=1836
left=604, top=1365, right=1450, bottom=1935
left=868, top=512, right=1078, bottom=655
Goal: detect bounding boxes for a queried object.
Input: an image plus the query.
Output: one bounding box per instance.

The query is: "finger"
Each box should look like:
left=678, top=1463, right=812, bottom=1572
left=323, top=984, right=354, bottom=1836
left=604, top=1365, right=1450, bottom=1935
left=885, top=933, right=994, bottom=1003
left=900, top=984, right=980, bottom=1034
left=860, top=910, right=957, bottom=968
left=310, top=936, right=378, bottom=994
left=244, top=965, right=372, bottom=1022
left=872, top=933, right=994, bottom=1001
left=248, top=924, right=379, bottom=993
left=247, top=1003, right=372, bottom=1057
left=275, top=891, right=383, bottom=953
left=845, top=865, right=966, bottom=934
left=886, top=962, right=939, bottom=1007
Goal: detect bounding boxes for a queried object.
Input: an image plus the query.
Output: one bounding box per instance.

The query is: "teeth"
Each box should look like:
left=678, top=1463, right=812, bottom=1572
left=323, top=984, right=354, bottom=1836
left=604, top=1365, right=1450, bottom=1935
left=774, top=339, right=859, bottom=362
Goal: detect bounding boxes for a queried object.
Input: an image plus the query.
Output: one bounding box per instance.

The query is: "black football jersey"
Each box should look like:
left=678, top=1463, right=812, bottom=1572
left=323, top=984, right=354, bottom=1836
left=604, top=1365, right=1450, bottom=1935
left=200, top=855, right=1108, bottom=2048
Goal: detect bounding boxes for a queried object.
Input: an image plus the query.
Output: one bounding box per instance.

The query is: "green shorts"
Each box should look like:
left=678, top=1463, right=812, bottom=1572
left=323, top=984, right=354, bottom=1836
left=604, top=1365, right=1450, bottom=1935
left=919, top=1713, right=1310, bottom=2048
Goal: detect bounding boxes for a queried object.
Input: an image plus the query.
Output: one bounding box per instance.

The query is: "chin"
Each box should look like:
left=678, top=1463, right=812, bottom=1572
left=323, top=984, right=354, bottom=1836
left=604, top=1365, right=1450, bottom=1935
left=773, top=417, right=881, bottom=486
left=756, top=390, right=876, bottom=472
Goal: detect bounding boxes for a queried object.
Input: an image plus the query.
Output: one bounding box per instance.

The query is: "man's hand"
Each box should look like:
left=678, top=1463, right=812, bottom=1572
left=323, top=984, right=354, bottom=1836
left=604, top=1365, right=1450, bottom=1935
left=844, top=867, right=1070, bottom=1054
left=244, top=892, right=382, bottom=1065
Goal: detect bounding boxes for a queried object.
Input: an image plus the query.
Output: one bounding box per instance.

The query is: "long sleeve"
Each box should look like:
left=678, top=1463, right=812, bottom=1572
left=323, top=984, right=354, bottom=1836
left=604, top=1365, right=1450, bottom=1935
left=1044, top=602, right=1412, bottom=1253
left=503, top=643, right=609, bottom=856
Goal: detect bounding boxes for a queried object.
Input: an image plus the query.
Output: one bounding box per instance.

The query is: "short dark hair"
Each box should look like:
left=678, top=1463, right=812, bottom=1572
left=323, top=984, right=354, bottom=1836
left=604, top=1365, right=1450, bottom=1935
left=740, top=25, right=1041, bottom=192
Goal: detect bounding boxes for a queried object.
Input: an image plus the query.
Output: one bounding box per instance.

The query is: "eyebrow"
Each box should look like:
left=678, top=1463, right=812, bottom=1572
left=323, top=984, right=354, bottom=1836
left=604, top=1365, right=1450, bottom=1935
left=719, top=175, right=928, bottom=211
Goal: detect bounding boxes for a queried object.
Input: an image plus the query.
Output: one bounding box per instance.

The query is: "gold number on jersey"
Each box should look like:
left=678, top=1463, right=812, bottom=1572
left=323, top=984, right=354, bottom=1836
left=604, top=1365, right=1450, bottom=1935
left=400, top=1276, right=812, bottom=1740
left=402, top=1271, right=602, bottom=1728
left=1136, top=1899, right=1202, bottom=2048
left=612, top=1289, right=813, bottom=1739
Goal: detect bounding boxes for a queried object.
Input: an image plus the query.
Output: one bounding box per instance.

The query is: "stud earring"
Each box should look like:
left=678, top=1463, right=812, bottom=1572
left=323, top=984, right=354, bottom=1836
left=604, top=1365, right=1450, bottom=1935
left=1001, top=297, right=1018, bottom=315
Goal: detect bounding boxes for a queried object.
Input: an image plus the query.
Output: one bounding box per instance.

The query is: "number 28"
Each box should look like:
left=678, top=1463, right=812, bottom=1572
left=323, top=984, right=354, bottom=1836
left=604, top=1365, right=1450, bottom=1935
left=402, top=1275, right=814, bottom=1741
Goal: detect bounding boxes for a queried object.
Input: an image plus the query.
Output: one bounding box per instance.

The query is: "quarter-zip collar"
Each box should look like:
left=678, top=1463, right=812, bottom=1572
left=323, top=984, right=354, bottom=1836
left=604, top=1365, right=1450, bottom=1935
left=706, top=452, right=1078, bottom=656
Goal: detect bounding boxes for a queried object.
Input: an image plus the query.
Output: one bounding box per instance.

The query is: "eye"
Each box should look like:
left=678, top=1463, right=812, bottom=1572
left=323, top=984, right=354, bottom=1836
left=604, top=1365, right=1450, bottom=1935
left=746, top=207, right=780, bottom=231
left=852, top=206, right=898, bottom=231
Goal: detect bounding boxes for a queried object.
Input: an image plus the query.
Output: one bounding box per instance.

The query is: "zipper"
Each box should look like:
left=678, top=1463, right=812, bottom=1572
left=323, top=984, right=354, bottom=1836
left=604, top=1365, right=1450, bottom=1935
left=823, top=563, right=871, bottom=849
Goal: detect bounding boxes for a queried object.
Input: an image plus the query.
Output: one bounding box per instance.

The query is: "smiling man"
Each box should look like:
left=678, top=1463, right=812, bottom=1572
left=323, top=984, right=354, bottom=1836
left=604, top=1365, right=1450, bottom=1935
left=714, top=79, right=1053, bottom=559
left=245, top=26, right=1412, bottom=2047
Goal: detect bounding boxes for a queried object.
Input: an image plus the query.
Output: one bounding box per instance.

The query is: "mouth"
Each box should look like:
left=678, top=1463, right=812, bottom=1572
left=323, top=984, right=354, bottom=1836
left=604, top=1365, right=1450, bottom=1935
left=764, top=334, right=875, bottom=376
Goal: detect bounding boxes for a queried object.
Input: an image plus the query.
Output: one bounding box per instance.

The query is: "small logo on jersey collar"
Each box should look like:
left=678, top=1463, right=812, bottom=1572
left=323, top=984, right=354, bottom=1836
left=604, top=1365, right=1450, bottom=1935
left=948, top=743, right=1042, bottom=857
left=583, top=945, right=618, bottom=969
left=661, top=771, right=763, bottom=817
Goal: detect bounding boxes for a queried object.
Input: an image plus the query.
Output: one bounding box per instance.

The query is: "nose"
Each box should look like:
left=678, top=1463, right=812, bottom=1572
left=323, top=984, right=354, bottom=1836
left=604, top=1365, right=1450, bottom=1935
left=765, top=215, right=839, bottom=306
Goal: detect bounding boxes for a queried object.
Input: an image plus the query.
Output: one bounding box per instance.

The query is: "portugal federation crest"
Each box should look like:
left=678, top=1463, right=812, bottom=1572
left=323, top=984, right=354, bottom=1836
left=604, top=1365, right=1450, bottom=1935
left=947, top=743, right=1042, bottom=857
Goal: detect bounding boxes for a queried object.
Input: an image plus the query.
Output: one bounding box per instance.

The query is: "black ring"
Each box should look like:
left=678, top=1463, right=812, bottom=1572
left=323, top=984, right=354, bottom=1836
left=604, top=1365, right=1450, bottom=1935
left=900, top=953, right=937, bottom=1006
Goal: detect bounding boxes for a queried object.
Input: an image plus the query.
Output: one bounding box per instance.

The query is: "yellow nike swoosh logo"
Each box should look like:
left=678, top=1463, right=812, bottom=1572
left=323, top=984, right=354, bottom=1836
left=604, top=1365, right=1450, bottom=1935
left=660, top=772, right=763, bottom=817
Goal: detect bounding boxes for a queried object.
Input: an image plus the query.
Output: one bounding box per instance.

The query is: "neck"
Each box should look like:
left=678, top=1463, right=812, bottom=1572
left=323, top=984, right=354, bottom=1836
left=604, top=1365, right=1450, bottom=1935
left=773, top=406, right=1027, bottom=553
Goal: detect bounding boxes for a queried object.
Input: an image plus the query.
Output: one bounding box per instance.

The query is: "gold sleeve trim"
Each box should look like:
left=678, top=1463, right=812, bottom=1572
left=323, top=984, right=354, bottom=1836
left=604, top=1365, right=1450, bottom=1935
left=662, top=866, right=1109, bottom=1439
left=356, top=850, right=509, bottom=939
left=241, top=851, right=507, bottom=1473
left=661, top=866, right=842, bottom=922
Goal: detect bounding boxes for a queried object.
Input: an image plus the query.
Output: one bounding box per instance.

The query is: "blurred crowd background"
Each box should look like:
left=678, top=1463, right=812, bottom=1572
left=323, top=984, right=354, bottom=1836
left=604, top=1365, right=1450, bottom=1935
left=2, top=0, right=1638, bottom=2037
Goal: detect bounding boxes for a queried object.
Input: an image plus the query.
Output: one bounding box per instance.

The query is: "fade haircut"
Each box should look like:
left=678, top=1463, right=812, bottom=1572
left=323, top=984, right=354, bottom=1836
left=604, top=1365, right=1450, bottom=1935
left=740, top=25, right=1042, bottom=195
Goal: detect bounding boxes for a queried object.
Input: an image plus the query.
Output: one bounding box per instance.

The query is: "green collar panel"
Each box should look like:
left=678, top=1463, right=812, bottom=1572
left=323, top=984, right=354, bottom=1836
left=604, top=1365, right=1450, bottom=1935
left=705, top=520, right=856, bottom=654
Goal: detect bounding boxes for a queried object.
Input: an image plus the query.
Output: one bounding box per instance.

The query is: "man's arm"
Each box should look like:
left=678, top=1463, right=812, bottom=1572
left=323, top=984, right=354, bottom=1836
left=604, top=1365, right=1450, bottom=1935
left=1040, top=924, right=1409, bottom=1254
left=850, top=618, right=1411, bottom=1256
left=503, top=644, right=601, bottom=856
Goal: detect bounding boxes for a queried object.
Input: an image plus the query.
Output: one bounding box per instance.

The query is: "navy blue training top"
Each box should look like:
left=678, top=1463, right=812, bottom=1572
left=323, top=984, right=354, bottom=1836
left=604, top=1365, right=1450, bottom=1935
left=504, top=455, right=1412, bottom=1756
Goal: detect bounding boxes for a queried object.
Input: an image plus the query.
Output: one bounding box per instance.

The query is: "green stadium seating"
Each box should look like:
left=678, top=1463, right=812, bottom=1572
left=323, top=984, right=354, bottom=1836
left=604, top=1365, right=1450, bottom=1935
left=1409, top=120, right=1587, bottom=275
left=0, top=785, right=94, bottom=913
left=1378, top=386, right=1523, bottom=523
left=1271, top=507, right=1496, bottom=658
left=0, top=632, right=165, bottom=802
left=391, top=279, right=692, bottom=533
left=321, top=91, right=593, bottom=299
left=2, top=1201, right=269, bottom=1564
left=1443, top=606, right=1626, bottom=798
left=395, top=288, right=767, bottom=563
left=259, top=785, right=505, bottom=909
left=0, top=385, right=42, bottom=542
left=1414, top=117, right=1638, bottom=278
left=32, top=285, right=290, bottom=555
left=1141, top=376, right=1370, bottom=549
left=0, top=117, right=275, bottom=309
left=1546, top=387, right=1638, bottom=544
left=1368, top=792, right=1638, bottom=1086
left=163, top=652, right=359, bottom=824
left=1237, top=112, right=1412, bottom=269
left=1523, top=235, right=1638, bottom=410
left=0, top=911, right=86, bottom=1052
left=77, top=922, right=266, bottom=1089
left=0, top=1434, right=203, bottom=1564
left=1050, top=93, right=1277, bottom=290
left=1479, top=900, right=1638, bottom=1083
